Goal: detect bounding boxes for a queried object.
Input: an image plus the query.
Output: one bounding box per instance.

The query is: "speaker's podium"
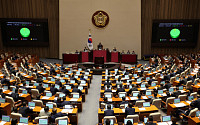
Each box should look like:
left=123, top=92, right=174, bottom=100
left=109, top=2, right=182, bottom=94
left=93, top=50, right=107, bottom=62
left=94, top=57, right=104, bottom=65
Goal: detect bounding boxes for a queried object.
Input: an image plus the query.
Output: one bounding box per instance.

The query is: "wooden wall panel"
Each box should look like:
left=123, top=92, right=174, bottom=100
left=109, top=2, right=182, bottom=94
left=142, top=0, right=200, bottom=56
left=0, top=0, right=59, bottom=58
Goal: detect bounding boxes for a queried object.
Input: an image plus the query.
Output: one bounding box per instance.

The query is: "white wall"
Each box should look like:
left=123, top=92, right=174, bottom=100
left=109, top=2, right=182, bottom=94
left=59, top=0, right=141, bottom=59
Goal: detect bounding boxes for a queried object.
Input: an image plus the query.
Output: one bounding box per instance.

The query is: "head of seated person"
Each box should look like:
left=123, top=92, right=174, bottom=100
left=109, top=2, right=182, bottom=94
left=36, top=95, right=41, bottom=100
left=148, top=115, right=154, bottom=123
left=57, top=97, right=62, bottom=103
left=11, top=118, right=18, bottom=125
left=127, top=120, right=133, bottom=125
left=104, top=97, right=108, bottom=102
left=154, top=92, right=158, bottom=98
left=122, top=97, right=126, bottom=102
left=22, top=101, right=27, bottom=107
left=138, top=93, right=142, bottom=99
left=44, top=106, right=50, bottom=113
left=107, top=104, right=112, bottom=110
left=128, top=103, right=133, bottom=108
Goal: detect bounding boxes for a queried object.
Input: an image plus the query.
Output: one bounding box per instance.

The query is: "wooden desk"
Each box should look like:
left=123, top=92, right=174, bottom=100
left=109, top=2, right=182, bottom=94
left=3, top=90, right=31, bottom=102
left=188, top=117, right=200, bottom=125
left=0, top=103, right=11, bottom=115
left=167, top=101, right=190, bottom=115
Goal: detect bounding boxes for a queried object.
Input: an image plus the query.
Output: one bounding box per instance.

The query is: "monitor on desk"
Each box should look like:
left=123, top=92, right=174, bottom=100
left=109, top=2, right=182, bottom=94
left=119, top=93, right=126, bottom=98
left=70, top=80, right=75, bottom=83
left=57, top=74, right=60, bottom=77
left=22, top=90, right=27, bottom=94
left=105, top=104, right=113, bottom=109
left=146, top=91, right=152, bottom=96
left=34, top=83, right=39, bottom=86
left=0, top=98, right=5, bottom=103
left=55, top=84, right=60, bottom=89
left=19, top=117, right=28, bottom=124
left=151, top=82, right=156, bottom=87
left=179, top=86, right=183, bottom=90
left=169, top=88, right=174, bottom=93
left=133, top=74, right=137, bottom=77
left=146, top=77, right=150, bottom=80
left=65, top=75, right=69, bottom=78
left=81, top=80, right=86, bottom=84
left=188, top=96, right=194, bottom=101
left=75, top=75, right=78, bottom=79
left=46, top=103, right=53, bottom=109
left=64, top=105, right=73, bottom=109
left=162, top=116, right=171, bottom=122
left=43, top=77, right=46, bottom=80
left=39, top=119, right=48, bottom=125
left=3, top=86, right=8, bottom=90
left=78, top=86, right=83, bottom=90
left=61, top=79, right=65, bottom=83
left=51, top=78, right=55, bottom=82
left=124, top=119, right=133, bottom=125
left=73, top=93, right=80, bottom=99
left=137, top=79, right=141, bottom=82
left=161, top=81, right=165, bottom=84
left=105, top=93, right=112, bottom=98
left=143, top=102, right=150, bottom=107
left=43, top=84, right=48, bottom=88
left=144, top=117, right=148, bottom=123
left=59, top=93, right=66, bottom=98
left=133, top=92, right=139, bottom=97
left=158, top=90, right=163, bottom=94
left=66, top=85, right=71, bottom=90
left=85, top=72, right=89, bottom=75
left=174, top=98, right=180, bottom=104
left=46, top=92, right=52, bottom=97
left=141, top=84, right=146, bottom=88
left=58, top=119, right=68, bottom=125
left=196, top=111, right=200, bottom=117
left=2, top=115, right=10, bottom=122
left=28, top=102, right=35, bottom=108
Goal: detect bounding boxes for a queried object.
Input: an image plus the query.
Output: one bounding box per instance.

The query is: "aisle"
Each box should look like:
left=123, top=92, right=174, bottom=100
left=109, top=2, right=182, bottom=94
left=78, top=75, right=102, bottom=125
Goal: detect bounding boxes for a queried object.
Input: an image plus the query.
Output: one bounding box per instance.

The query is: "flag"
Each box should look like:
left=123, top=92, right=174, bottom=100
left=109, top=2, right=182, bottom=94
left=87, top=31, right=93, bottom=50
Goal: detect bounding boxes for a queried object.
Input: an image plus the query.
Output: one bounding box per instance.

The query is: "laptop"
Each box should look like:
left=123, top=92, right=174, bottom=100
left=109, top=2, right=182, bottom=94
left=2, top=115, right=10, bottom=122
left=146, top=77, right=150, bottom=80
left=119, top=93, right=126, bottom=98
left=133, top=74, right=137, bottom=77
left=0, top=98, right=5, bottom=103
left=22, top=90, right=27, bottom=94
left=143, top=102, right=150, bottom=107
left=75, top=76, right=78, bottom=79
left=146, top=91, right=152, bottom=96
left=124, top=118, right=133, bottom=125
left=84, top=76, right=88, bottom=79
left=161, top=81, right=165, bottom=84
left=26, top=81, right=30, bottom=85
left=34, top=83, right=39, bottom=86
left=39, top=119, right=48, bottom=125
left=12, top=88, right=16, bottom=93
left=58, top=119, right=68, bottom=125
left=19, top=117, right=28, bottom=124
left=85, top=72, right=89, bottom=75
left=133, top=93, right=139, bottom=97
left=78, top=68, right=82, bottom=71
left=158, top=90, right=163, bottom=94
left=176, top=77, right=179, bottom=81
left=66, top=86, right=71, bottom=90
left=137, top=79, right=141, bottom=82
left=46, top=93, right=52, bottom=97
left=188, top=96, right=194, bottom=101
left=81, top=80, right=86, bottom=84
left=73, top=94, right=80, bottom=99
left=57, top=74, right=61, bottom=77
left=174, top=98, right=180, bottom=104
left=196, top=111, right=200, bottom=117
left=162, top=116, right=171, bottom=122
left=151, top=82, right=156, bottom=87
left=59, top=93, right=66, bottom=98
left=28, top=102, right=35, bottom=109
left=179, top=86, right=183, bottom=90
left=104, top=119, right=114, bottom=125
left=3, top=86, right=8, bottom=90
left=46, top=103, right=53, bottom=109
left=65, top=75, right=69, bottom=78
left=78, top=86, right=83, bottom=90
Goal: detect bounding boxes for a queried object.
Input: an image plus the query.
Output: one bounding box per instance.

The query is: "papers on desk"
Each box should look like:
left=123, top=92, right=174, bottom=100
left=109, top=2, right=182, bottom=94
left=140, top=88, right=146, bottom=90
left=142, top=96, right=148, bottom=99
left=54, top=97, right=58, bottom=100
left=160, top=93, right=167, bottom=96
left=179, top=90, right=186, bottom=93
left=70, top=98, right=78, bottom=101
left=42, top=96, right=50, bottom=99
left=112, top=90, right=116, bottom=92
left=61, top=109, right=73, bottom=113
left=136, top=82, right=141, bottom=84
left=130, top=97, right=138, bottom=100
left=7, top=92, right=12, bottom=95
left=80, top=83, right=86, bottom=86
left=2, top=89, right=7, bottom=92
left=126, top=97, right=130, bottom=101
left=18, top=123, right=28, bottom=125
left=157, top=122, right=172, bottom=125
left=138, top=108, right=146, bottom=111
left=186, top=101, right=191, bottom=104
left=174, top=103, right=186, bottom=107
left=122, top=109, right=125, bottom=113
left=19, top=94, right=24, bottom=96
left=0, top=121, right=6, bottom=125
left=25, top=86, right=32, bottom=88
left=108, top=98, right=112, bottom=102
left=138, top=124, right=144, bottom=125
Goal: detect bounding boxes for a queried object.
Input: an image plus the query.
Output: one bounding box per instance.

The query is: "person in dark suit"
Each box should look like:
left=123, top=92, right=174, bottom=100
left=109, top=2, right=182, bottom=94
left=50, top=66, right=56, bottom=75
left=11, top=89, right=19, bottom=102
left=170, top=70, right=175, bottom=77
left=19, top=102, right=33, bottom=117
left=164, top=80, right=171, bottom=90
left=187, top=75, right=194, bottom=83
left=104, top=104, right=114, bottom=116
left=80, top=75, right=86, bottom=81
left=125, top=103, right=135, bottom=116
left=55, top=78, right=62, bottom=87
left=116, top=84, right=125, bottom=95
left=72, top=85, right=82, bottom=96
left=50, top=84, right=59, bottom=95
left=97, top=42, right=103, bottom=50
left=145, top=116, right=156, bottom=125
left=36, top=75, right=43, bottom=83
left=148, top=76, right=156, bottom=85
left=179, top=76, right=187, bottom=85
left=1, top=76, right=10, bottom=86
left=119, top=97, right=128, bottom=106
left=36, top=83, right=45, bottom=93
left=61, top=96, right=71, bottom=107
left=0, top=89, right=5, bottom=98
left=127, top=84, right=138, bottom=96
left=164, top=73, right=170, bottom=81
left=104, top=79, right=111, bottom=86
left=50, top=108, right=68, bottom=123
left=157, top=83, right=164, bottom=90
left=55, top=97, right=62, bottom=108
left=60, top=86, right=70, bottom=96
left=193, top=98, right=200, bottom=110
left=105, top=85, right=112, bottom=93
left=150, top=93, right=159, bottom=104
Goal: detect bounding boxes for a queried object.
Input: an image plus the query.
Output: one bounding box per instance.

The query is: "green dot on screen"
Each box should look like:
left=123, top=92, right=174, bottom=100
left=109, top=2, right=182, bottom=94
left=170, top=28, right=180, bottom=38
left=20, top=28, right=30, bottom=37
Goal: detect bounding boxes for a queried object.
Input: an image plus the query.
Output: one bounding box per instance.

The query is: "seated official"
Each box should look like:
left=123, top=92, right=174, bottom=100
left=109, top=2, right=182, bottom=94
left=50, top=108, right=68, bottom=123
left=55, top=78, right=62, bottom=87
left=1, top=75, right=10, bottom=86
left=150, top=93, right=159, bottom=104
left=59, top=86, right=70, bottom=96
left=80, top=75, right=86, bottom=81
left=36, top=83, right=45, bottom=93
left=104, top=79, right=111, bottom=86
left=39, top=106, right=51, bottom=117
left=104, top=104, right=114, bottom=116
left=19, top=102, right=33, bottom=117
left=113, top=47, right=117, bottom=51
left=11, top=89, right=19, bottom=102
left=121, top=50, right=125, bottom=54
left=60, top=96, right=71, bottom=107
left=127, top=50, right=131, bottom=54
left=55, top=97, right=62, bottom=108
left=127, top=84, right=138, bottom=95
left=50, top=84, right=59, bottom=95
left=50, top=66, right=56, bottom=75
left=75, top=50, right=79, bottom=54
left=72, top=85, right=82, bottom=96
left=116, top=84, right=125, bottom=95
left=36, top=75, right=43, bottom=83
left=125, top=103, right=135, bottom=116
left=164, top=80, right=171, bottom=90
left=145, top=116, right=156, bottom=125
left=84, top=47, right=88, bottom=52
left=119, top=97, right=129, bottom=107
left=0, top=89, right=5, bottom=98
left=105, top=85, right=112, bottom=93
left=97, top=42, right=103, bottom=50
left=101, top=97, right=110, bottom=105
left=175, top=101, right=195, bottom=119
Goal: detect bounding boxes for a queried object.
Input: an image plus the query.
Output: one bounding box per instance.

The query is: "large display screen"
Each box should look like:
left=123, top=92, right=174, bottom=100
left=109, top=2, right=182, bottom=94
left=152, top=20, right=199, bottom=47
left=0, top=18, right=49, bottom=46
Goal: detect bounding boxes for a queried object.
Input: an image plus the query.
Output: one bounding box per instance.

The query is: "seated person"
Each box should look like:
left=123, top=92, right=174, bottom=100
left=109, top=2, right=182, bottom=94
left=36, top=83, right=45, bottom=93
left=113, top=47, right=117, bottom=51
left=1, top=75, right=10, bottom=86
left=59, top=86, right=70, bottom=96
left=125, top=103, right=135, bottom=116
left=72, top=85, right=82, bottom=96
left=150, top=93, right=159, bottom=104
left=127, top=50, right=131, bottom=54
left=104, top=104, right=114, bottom=116
left=55, top=78, right=62, bottom=87
left=104, top=79, right=111, bottom=86
left=132, top=51, right=135, bottom=54
left=80, top=75, right=86, bottom=81
left=105, top=85, right=112, bottom=93
left=61, top=96, right=71, bottom=107
left=11, top=89, right=19, bottom=102
left=39, top=106, right=51, bottom=117
left=127, top=84, right=138, bottom=96
left=116, top=84, right=125, bottom=95
left=84, top=47, right=88, bottom=52
left=121, top=50, right=125, bottom=54
left=145, top=115, right=156, bottom=125
left=75, top=50, right=79, bottom=54
left=119, top=97, right=129, bottom=106
left=0, top=89, right=5, bottom=98
left=97, top=42, right=103, bottom=50
left=19, top=102, right=33, bottom=117
left=50, top=66, right=56, bottom=75
left=50, top=84, right=59, bottom=95
left=50, top=108, right=68, bottom=123
left=55, top=97, right=62, bottom=108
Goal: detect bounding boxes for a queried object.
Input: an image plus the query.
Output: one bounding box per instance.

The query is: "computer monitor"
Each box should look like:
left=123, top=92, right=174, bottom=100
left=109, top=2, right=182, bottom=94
left=64, top=105, right=73, bottom=109
left=57, top=74, right=60, bottom=77
left=75, top=76, right=78, bottom=79
left=133, top=93, right=139, bottom=97
left=70, top=80, right=75, bottom=83
left=141, top=84, right=146, bottom=88
left=43, top=77, right=46, bottom=80
left=188, top=96, right=194, bottom=101
left=46, top=93, right=52, bottom=97
left=169, top=88, right=174, bottom=92
left=73, top=94, right=80, bottom=99
left=119, top=93, right=126, bottom=98
left=2, top=115, right=10, bottom=122
left=174, top=98, right=180, bottom=104
left=85, top=72, right=89, bottom=75
left=78, top=86, right=83, bottom=90
left=26, top=81, right=29, bottom=85
left=12, top=88, right=16, bottom=92
left=161, top=81, right=165, bottom=84
left=151, top=82, right=156, bottom=87
left=137, top=79, right=141, bottom=82
left=133, top=74, right=137, bottom=77
left=146, top=77, right=150, bottom=80
left=143, top=102, right=150, bottom=107
left=0, top=98, right=5, bottom=103
left=196, top=111, right=200, bottom=117
left=46, top=103, right=53, bottom=109
left=125, top=75, right=129, bottom=79
left=58, top=119, right=68, bottom=125
left=43, top=84, right=48, bottom=88
left=195, top=80, right=198, bottom=85
left=55, top=84, right=60, bottom=89
left=22, top=90, right=27, bottom=94
left=84, top=76, right=88, bottom=79
left=61, top=79, right=65, bottom=83
left=65, top=75, right=69, bottom=78
left=105, top=93, right=112, bottom=98
left=51, top=78, right=55, bottom=82
left=78, top=68, right=82, bottom=71
left=158, top=90, right=163, bottom=94
left=162, top=116, right=171, bottom=122
left=179, top=86, right=183, bottom=90
left=144, top=117, right=148, bottom=123
left=76, top=71, right=80, bottom=75
left=176, top=77, right=179, bottom=80
left=28, top=102, right=35, bottom=107
left=39, top=119, right=48, bottom=125
left=66, top=86, right=71, bottom=90
left=19, top=117, right=28, bottom=124
left=3, top=86, right=8, bottom=90
left=124, top=119, right=133, bottom=125
left=59, top=93, right=66, bottom=98
left=146, top=91, right=152, bottom=96
left=34, top=83, right=39, bottom=86
left=104, top=119, right=114, bottom=125
left=81, top=80, right=86, bottom=84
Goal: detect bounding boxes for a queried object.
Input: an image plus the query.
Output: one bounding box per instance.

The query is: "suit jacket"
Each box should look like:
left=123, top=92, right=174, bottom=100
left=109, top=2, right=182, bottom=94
left=185, top=108, right=195, bottom=116
left=60, top=89, right=70, bottom=96
left=117, top=88, right=125, bottom=94
left=104, top=109, right=114, bottom=116
left=11, top=93, right=19, bottom=102
left=165, top=83, right=171, bottom=90
left=55, top=81, right=62, bottom=87
left=50, top=112, right=68, bottom=122
left=61, top=101, right=71, bottom=107
left=105, top=89, right=112, bottom=93
left=125, top=107, right=135, bottom=116
left=36, top=86, right=45, bottom=93
left=127, top=88, right=138, bottom=95
left=179, top=79, right=187, bottom=85
left=164, top=75, right=170, bottom=81
left=194, top=99, right=200, bottom=110
left=0, top=93, right=5, bottom=98
left=72, top=88, right=82, bottom=95
left=187, top=76, right=194, bottom=83
left=19, top=106, right=33, bottom=117
left=50, top=87, right=59, bottom=95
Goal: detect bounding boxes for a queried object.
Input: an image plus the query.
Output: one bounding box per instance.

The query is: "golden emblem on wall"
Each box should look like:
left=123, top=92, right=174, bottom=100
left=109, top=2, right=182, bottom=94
left=92, top=10, right=109, bottom=28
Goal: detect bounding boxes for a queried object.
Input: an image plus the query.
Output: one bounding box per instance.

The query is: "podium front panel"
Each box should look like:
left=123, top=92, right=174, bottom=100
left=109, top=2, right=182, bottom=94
left=93, top=50, right=107, bottom=62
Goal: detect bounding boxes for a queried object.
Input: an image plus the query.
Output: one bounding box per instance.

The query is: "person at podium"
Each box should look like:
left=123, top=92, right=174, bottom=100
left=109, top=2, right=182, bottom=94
left=97, top=42, right=103, bottom=50
left=113, top=47, right=117, bottom=51
left=127, top=50, right=130, bottom=54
